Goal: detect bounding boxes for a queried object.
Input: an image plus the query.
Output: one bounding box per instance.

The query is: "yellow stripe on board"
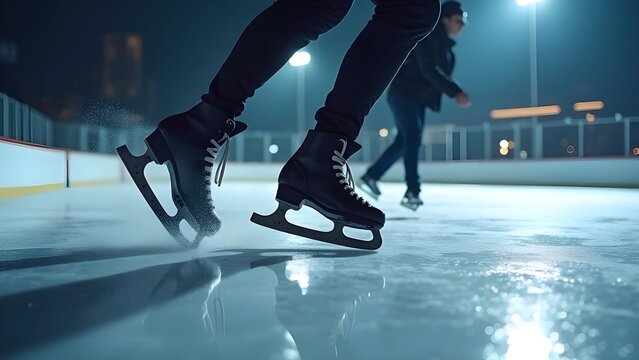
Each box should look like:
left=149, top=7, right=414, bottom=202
left=70, top=179, right=122, bottom=188
left=0, top=183, right=66, bottom=200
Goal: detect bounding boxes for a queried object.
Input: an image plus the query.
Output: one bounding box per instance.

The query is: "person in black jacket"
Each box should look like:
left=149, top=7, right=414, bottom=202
left=359, top=1, right=470, bottom=211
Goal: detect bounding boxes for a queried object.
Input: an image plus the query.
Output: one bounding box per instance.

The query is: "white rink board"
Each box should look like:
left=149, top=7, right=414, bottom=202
left=0, top=140, right=66, bottom=187
left=191, top=159, right=639, bottom=187
left=68, top=151, right=122, bottom=185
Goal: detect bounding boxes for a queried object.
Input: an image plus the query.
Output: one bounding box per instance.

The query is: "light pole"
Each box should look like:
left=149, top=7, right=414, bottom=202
left=288, top=50, right=311, bottom=138
left=517, top=0, right=543, bottom=157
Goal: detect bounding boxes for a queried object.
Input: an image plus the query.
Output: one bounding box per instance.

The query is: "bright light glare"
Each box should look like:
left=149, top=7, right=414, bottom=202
left=500, top=140, right=509, bottom=148
left=288, top=51, right=311, bottom=67
left=268, top=144, right=279, bottom=154
left=500, top=148, right=509, bottom=156
left=574, top=101, right=604, bottom=112
left=505, top=319, right=553, bottom=360
left=379, top=128, right=389, bottom=137
left=517, top=0, right=544, bottom=6
left=285, top=260, right=310, bottom=295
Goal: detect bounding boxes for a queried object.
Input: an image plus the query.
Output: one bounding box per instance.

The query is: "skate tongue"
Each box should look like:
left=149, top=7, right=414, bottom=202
left=229, top=121, right=248, bottom=137
left=189, top=102, right=248, bottom=137
left=343, top=139, right=362, bottom=159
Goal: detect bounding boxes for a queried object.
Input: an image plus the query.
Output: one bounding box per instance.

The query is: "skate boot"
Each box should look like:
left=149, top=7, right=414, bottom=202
left=117, top=102, right=247, bottom=248
left=357, top=174, right=381, bottom=200
left=251, top=130, right=385, bottom=250
left=400, top=189, right=423, bottom=211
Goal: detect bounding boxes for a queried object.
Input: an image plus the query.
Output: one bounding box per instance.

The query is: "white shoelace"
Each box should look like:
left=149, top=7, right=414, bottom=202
left=204, top=119, right=236, bottom=202
left=332, top=139, right=371, bottom=207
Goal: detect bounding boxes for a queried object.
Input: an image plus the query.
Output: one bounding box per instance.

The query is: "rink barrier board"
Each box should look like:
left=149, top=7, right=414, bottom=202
left=132, top=159, right=638, bottom=187
left=1, top=136, right=638, bottom=200
left=410, top=158, right=639, bottom=188
left=0, top=137, right=67, bottom=199
left=213, top=159, right=639, bottom=188
left=67, top=152, right=123, bottom=188
left=0, top=137, right=124, bottom=199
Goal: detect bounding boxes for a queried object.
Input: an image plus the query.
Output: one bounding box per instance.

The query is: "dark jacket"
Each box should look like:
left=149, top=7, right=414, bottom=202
left=388, top=23, right=462, bottom=112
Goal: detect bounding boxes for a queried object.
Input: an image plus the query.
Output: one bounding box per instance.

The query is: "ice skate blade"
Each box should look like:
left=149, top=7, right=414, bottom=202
left=117, top=144, right=209, bottom=248
left=250, top=203, right=382, bottom=250
left=400, top=201, right=420, bottom=212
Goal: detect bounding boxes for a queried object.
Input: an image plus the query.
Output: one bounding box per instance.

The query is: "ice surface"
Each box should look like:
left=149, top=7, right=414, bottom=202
left=1, top=182, right=638, bottom=359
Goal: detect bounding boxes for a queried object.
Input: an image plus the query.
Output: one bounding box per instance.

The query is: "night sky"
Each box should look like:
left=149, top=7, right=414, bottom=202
left=1, top=0, right=638, bottom=132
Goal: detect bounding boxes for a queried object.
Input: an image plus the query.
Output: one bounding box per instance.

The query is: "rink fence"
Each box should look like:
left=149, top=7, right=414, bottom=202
left=2, top=92, right=639, bottom=163
left=1, top=92, right=639, bottom=199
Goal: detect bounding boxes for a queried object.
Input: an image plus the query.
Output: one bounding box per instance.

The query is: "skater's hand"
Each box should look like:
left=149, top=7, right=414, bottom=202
left=454, top=92, right=471, bottom=108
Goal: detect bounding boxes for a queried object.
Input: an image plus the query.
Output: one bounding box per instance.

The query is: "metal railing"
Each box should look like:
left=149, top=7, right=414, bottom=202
left=2, top=92, right=638, bottom=162
left=429, top=116, right=638, bottom=161
left=0, top=92, right=54, bottom=146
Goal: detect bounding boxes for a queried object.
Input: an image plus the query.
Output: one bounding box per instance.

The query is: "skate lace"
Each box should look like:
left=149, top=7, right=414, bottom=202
left=333, top=139, right=371, bottom=207
left=204, top=119, right=236, bottom=202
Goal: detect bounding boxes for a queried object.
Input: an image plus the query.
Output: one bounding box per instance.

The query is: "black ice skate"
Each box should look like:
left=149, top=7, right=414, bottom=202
left=251, top=130, right=385, bottom=250
left=357, top=174, right=381, bottom=200
left=117, top=102, right=247, bottom=248
left=400, top=189, right=423, bottom=211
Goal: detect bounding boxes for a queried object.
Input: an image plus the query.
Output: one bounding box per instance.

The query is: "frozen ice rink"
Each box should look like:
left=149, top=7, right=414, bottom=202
left=1, top=182, right=638, bottom=360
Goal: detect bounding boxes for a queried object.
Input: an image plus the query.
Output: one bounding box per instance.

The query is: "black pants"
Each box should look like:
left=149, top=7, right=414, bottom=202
left=202, top=0, right=440, bottom=140
left=365, top=92, right=426, bottom=193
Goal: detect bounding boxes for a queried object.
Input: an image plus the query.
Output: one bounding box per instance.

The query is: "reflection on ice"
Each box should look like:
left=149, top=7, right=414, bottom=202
left=286, top=259, right=311, bottom=295
left=487, top=261, right=561, bottom=283
left=483, top=261, right=567, bottom=360
left=504, top=316, right=553, bottom=360
left=202, top=267, right=225, bottom=344
left=1, top=183, right=637, bottom=359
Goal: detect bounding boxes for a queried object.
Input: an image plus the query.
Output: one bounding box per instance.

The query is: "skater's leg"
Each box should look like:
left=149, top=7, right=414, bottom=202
left=399, top=97, right=426, bottom=194
left=252, top=0, right=440, bottom=248
left=365, top=134, right=403, bottom=180
left=314, top=0, right=441, bottom=140
left=364, top=93, right=414, bottom=180
left=120, top=0, right=356, bottom=247
left=203, top=0, right=355, bottom=118
left=359, top=131, right=402, bottom=198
